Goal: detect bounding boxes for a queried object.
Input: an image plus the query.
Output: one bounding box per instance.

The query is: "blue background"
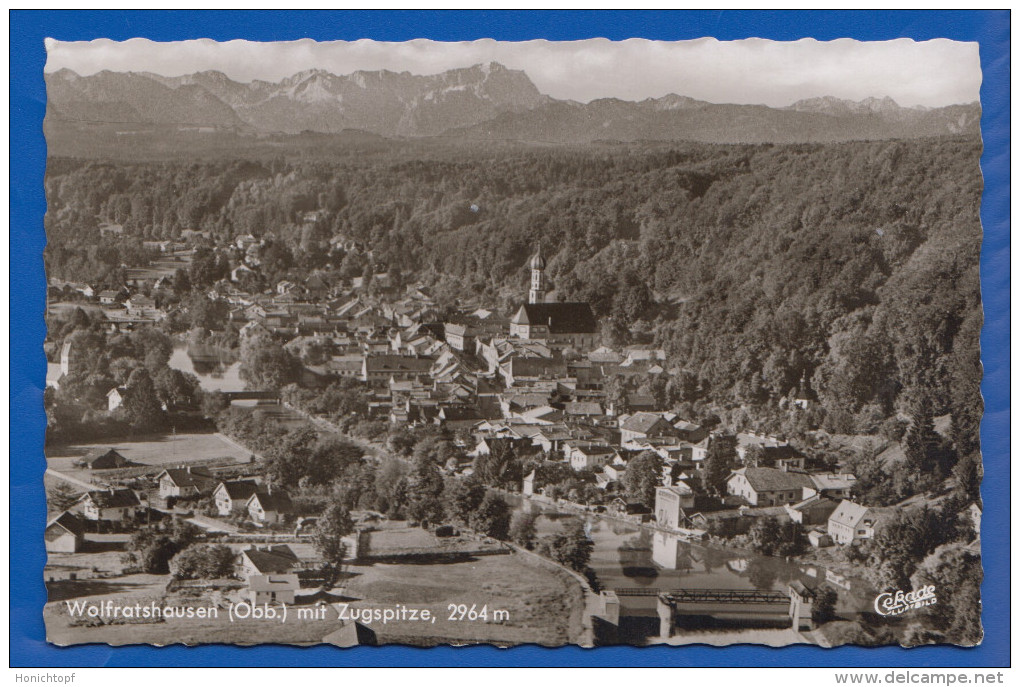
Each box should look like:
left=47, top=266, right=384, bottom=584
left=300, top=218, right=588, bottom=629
left=10, top=10, right=1010, bottom=668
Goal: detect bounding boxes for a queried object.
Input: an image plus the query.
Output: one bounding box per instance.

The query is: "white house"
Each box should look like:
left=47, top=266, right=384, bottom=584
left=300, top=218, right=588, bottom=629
left=156, top=467, right=218, bottom=499
left=75, top=489, right=141, bottom=522
left=827, top=500, right=882, bottom=545
left=726, top=467, right=815, bottom=507
left=248, top=574, right=300, bottom=605
left=655, top=484, right=696, bottom=529
left=566, top=441, right=616, bottom=471
left=213, top=480, right=260, bottom=516
left=45, top=511, right=86, bottom=553
left=247, top=489, right=293, bottom=525
left=107, top=387, right=126, bottom=412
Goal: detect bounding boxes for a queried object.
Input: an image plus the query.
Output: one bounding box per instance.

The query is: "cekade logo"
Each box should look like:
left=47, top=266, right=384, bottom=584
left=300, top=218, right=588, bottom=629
left=873, top=585, right=938, bottom=616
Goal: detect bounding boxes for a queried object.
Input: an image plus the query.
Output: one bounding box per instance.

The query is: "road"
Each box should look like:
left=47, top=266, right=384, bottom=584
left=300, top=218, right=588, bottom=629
left=45, top=468, right=105, bottom=492
left=186, top=514, right=241, bottom=534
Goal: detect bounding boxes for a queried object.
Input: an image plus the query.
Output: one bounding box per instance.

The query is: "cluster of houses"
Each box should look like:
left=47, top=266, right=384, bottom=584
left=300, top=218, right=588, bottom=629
left=49, top=240, right=895, bottom=610
left=650, top=436, right=880, bottom=549
left=46, top=458, right=296, bottom=554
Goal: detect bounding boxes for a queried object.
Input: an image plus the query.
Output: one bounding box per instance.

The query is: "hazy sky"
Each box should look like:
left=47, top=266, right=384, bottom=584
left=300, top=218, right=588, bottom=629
left=45, top=37, right=981, bottom=108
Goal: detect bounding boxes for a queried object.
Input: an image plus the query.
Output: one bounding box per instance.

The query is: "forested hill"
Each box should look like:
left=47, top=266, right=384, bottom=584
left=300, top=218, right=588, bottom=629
left=44, top=135, right=983, bottom=449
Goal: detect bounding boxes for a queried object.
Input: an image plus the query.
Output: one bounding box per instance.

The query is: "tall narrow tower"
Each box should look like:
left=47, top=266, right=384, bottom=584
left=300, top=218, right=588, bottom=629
left=528, top=246, right=547, bottom=304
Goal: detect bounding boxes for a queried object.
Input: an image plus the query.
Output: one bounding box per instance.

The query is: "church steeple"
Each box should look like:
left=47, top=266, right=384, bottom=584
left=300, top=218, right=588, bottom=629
left=528, top=246, right=547, bottom=304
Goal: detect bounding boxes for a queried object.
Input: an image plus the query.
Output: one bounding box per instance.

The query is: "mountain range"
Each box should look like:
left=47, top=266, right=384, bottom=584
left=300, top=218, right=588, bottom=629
left=45, top=62, right=980, bottom=145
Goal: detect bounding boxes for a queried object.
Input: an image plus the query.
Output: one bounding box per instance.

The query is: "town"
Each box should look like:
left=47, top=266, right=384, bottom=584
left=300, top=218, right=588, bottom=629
left=43, top=228, right=981, bottom=648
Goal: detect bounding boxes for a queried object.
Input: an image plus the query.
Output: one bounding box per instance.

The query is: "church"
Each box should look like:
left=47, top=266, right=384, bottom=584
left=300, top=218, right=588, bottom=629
left=509, top=248, right=599, bottom=352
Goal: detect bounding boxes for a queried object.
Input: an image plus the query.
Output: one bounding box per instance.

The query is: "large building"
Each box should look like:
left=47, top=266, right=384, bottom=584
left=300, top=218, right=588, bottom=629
left=726, top=467, right=816, bottom=507
left=655, top=484, right=696, bottom=529
left=509, top=247, right=599, bottom=351
left=510, top=301, right=599, bottom=350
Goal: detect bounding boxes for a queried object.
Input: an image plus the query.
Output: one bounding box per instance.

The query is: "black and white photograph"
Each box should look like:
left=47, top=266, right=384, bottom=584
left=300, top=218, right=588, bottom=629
left=39, top=35, right=984, bottom=649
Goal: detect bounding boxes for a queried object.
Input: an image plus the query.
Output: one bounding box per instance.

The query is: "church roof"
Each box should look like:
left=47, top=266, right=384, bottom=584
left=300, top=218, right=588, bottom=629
left=511, top=303, right=597, bottom=334
left=529, top=249, right=546, bottom=270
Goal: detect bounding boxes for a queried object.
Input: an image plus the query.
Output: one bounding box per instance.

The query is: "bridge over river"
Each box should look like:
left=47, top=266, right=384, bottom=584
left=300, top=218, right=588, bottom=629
left=607, top=587, right=813, bottom=638
left=220, top=390, right=280, bottom=403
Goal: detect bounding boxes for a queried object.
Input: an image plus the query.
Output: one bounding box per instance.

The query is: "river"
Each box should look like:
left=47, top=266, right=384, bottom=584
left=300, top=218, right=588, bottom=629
left=168, top=341, right=873, bottom=637
left=168, top=342, right=244, bottom=392
left=510, top=495, right=875, bottom=632
left=169, top=343, right=305, bottom=427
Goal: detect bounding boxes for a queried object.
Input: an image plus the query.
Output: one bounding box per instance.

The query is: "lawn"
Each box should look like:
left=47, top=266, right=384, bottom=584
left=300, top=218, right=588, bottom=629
left=340, top=551, right=587, bottom=646
left=46, top=432, right=250, bottom=475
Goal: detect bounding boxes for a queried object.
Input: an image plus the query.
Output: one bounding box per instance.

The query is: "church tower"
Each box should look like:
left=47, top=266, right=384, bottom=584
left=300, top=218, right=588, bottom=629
left=528, top=247, right=547, bottom=304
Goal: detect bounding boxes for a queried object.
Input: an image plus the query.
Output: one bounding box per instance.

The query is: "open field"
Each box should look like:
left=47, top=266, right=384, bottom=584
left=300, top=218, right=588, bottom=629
left=46, top=432, right=251, bottom=475
left=124, top=251, right=194, bottom=282
left=46, top=302, right=109, bottom=316
left=341, top=551, right=586, bottom=646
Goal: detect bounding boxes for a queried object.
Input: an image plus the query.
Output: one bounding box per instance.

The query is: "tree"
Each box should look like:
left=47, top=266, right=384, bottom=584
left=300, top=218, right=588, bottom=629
left=374, top=456, right=409, bottom=515
left=130, top=328, right=173, bottom=372
left=153, top=367, right=199, bottom=411
left=908, top=541, right=982, bottom=646
left=508, top=511, right=538, bottom=549
left=406, top=453, right=446, bottom=527
left=951, top=453, right=982, bottom=503
left=743, top=444, right=766, bottom=468
left=60, top=329, right=105, bottom=377
left=239, top=338, right=299, bottom=391
left=472, top=440, right=523, bottom=490
left=469, top=491, right=512, bottom=540
left=313, top=501, right=355, bottom=585
left=127, top=528, right=181, bottom=574
left=168, top=519, right=201, bottom=549
left=121, top=367, right=167, bottom=430
left=748, top=517, right=805, bottom=557
left=623, top=451, right=664, bottom=508
left=169, top=544, right=235, bottom=579
left=868, top=504, right=963, bottom=590
left=47, top=482, right=80, bottom=512
left=200, top=390, right=230, bottom=418
left=702, top=434, right=736, bottom=497
left=543, top=518, right=593, bottom=572
left=187, top=293, right=230, bottom=332
left=189, top=247, right=228, bottom=288
left=443, top=477, right=486, bottom=526
left=263, top=426, right=318, bottom=488
left=812, top=587, right=839, bottom=625
left=748, top=516, right=783, bottom=556
left=904, top=400, right=951, bottom=484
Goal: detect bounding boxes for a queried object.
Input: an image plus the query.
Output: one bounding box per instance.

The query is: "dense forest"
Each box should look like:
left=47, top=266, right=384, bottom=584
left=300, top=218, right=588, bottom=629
left=44, top=136, right=984, bottom=460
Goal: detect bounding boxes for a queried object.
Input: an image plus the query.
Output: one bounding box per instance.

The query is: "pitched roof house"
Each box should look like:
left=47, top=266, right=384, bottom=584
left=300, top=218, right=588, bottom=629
left=620, top=412, right=678, bottom=445
left=238, top=545, right=299, bottom=580
left=247, top=489, right=293, bottom=525
left=156, top=467, right=219, bottom=499
left=726, top=467, right=816, bottom=507
left=81, top=447, right=129, bottom=470
left=213, top=480, right=260, bottom=516
left=827, top=500, right=882, bottom=545
left=45, top=511, right=86, bottom=553
left=248, top=573, right=300, bottom=605
left=75, top=488, right=141, bottom=521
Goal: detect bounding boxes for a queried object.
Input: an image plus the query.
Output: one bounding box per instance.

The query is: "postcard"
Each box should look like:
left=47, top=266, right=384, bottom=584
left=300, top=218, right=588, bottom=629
left=38, top=33, right=984, bottom=650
